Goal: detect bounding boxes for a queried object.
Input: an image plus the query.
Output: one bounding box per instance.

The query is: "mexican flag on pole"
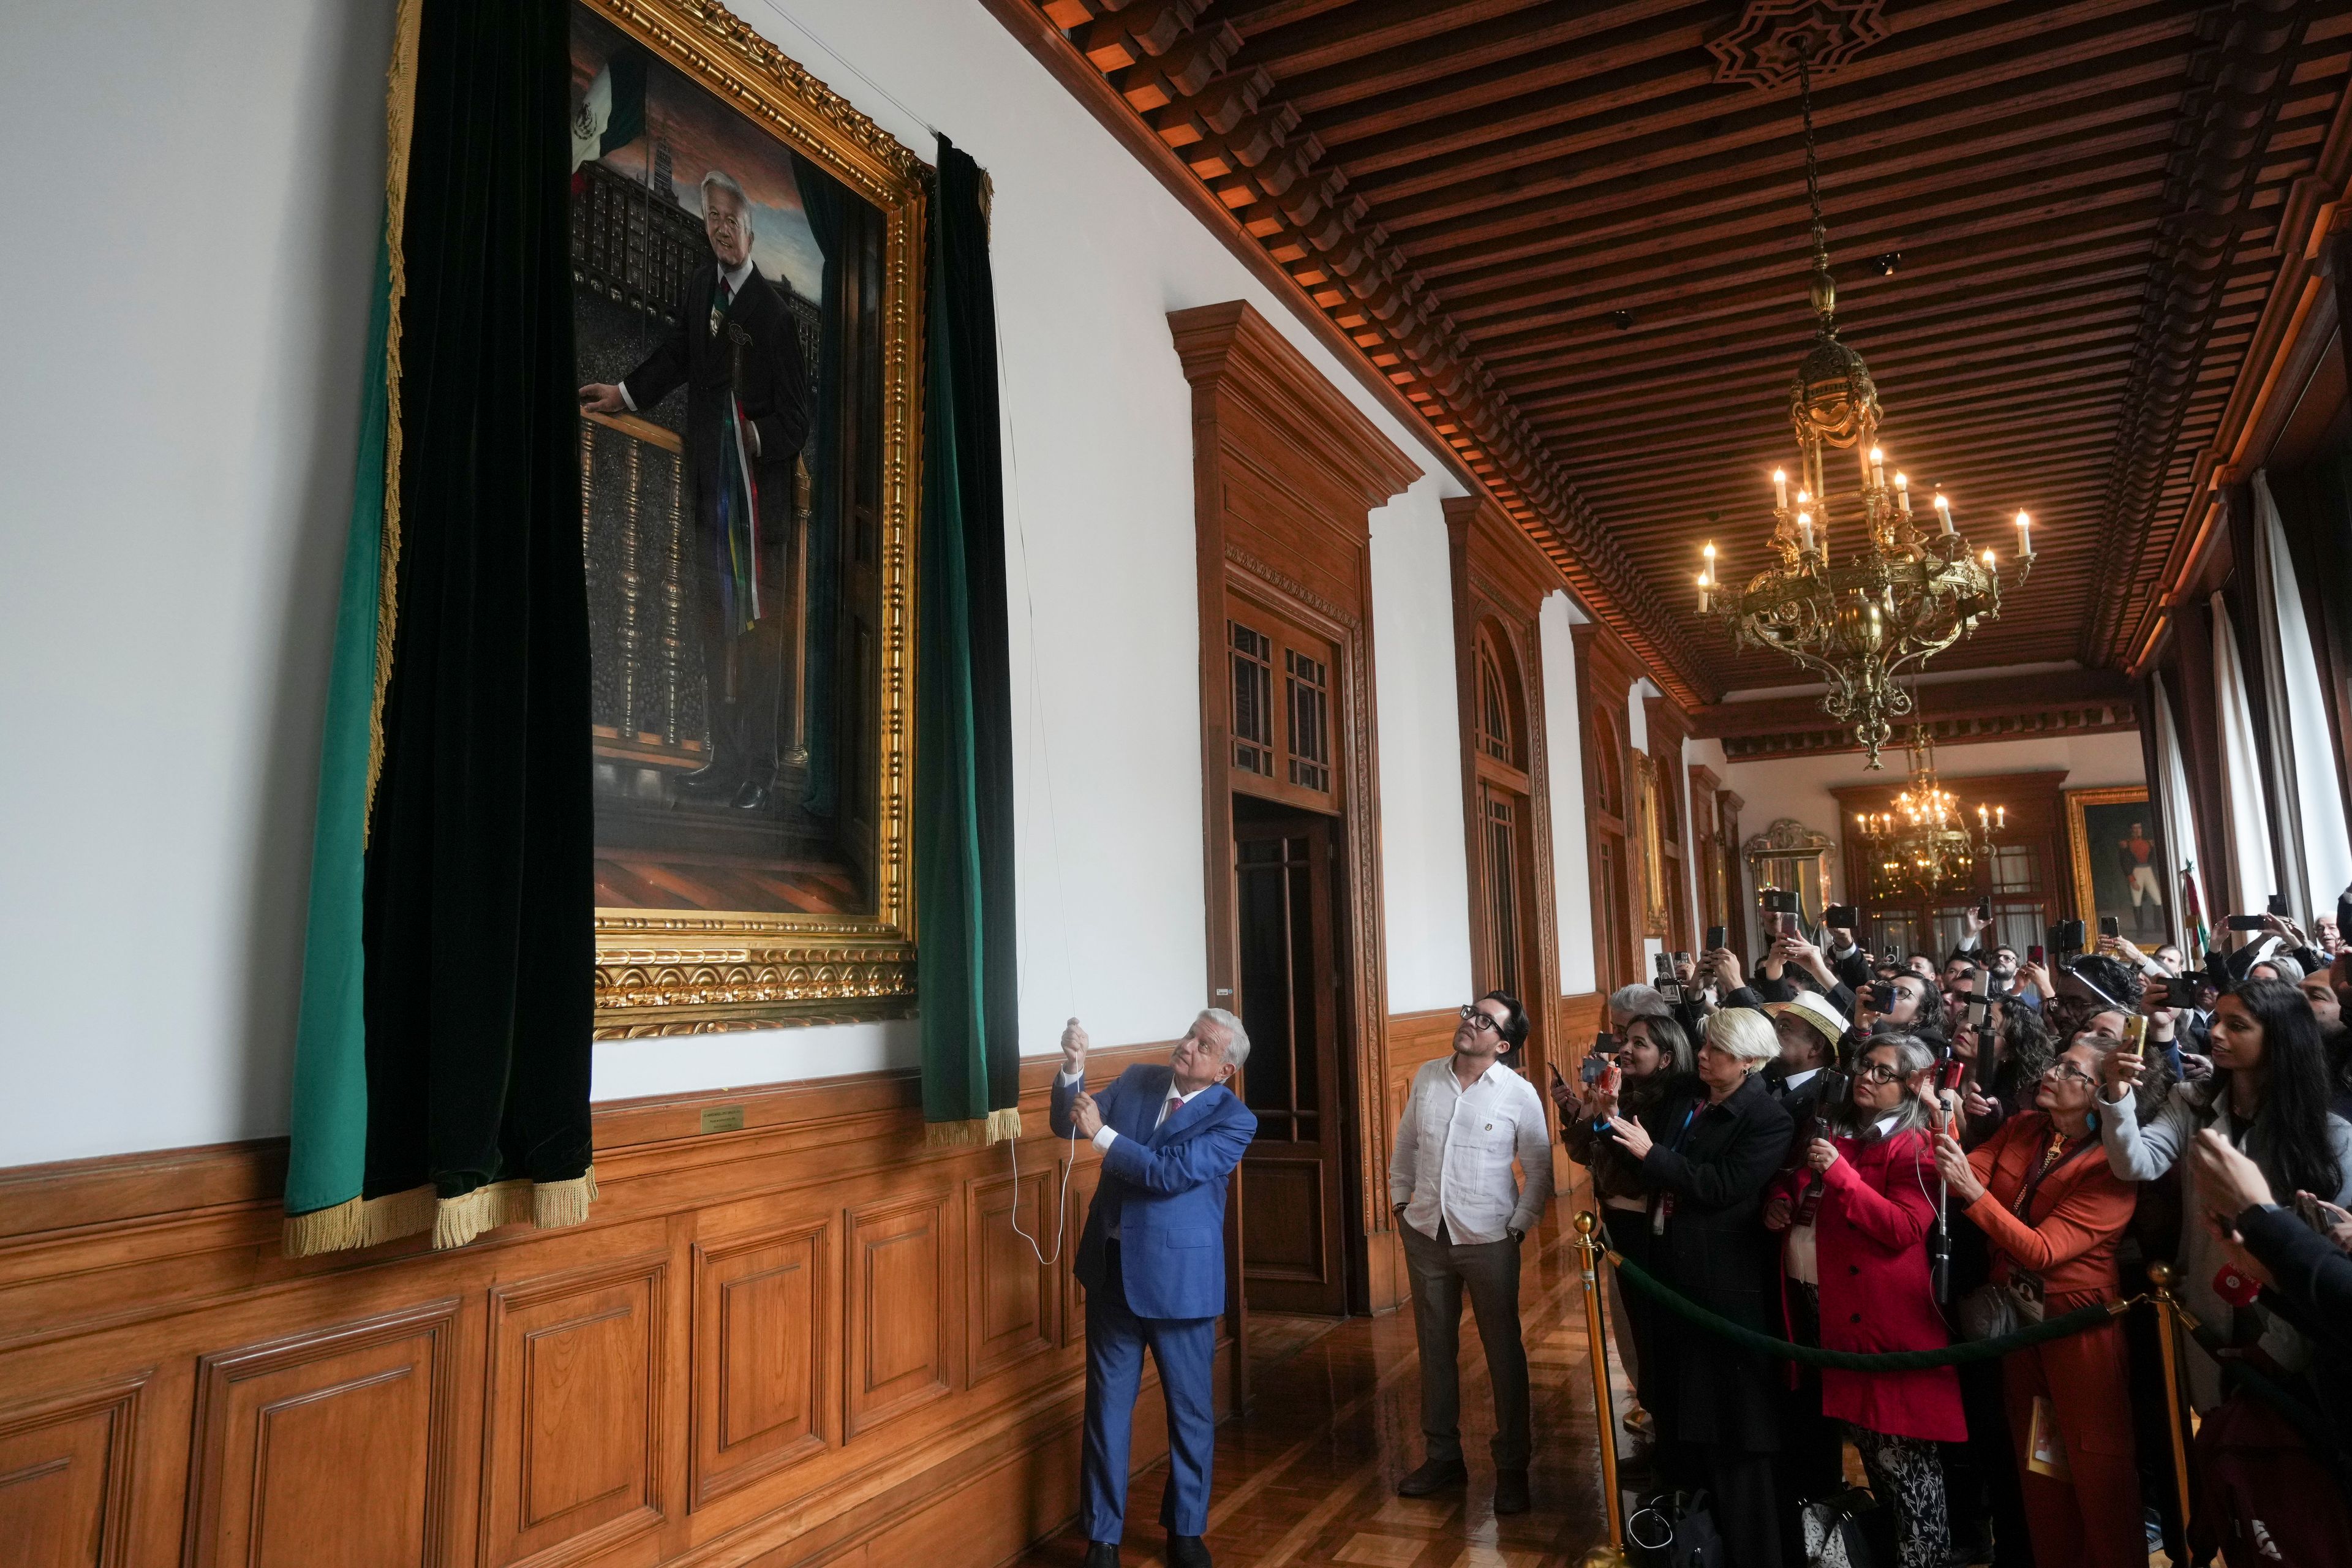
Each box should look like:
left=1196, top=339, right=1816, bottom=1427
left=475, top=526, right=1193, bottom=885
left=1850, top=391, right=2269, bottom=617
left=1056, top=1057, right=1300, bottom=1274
left=284, top=0, right=597, bottom=1256
left=570, top=48, right=644, bottom=172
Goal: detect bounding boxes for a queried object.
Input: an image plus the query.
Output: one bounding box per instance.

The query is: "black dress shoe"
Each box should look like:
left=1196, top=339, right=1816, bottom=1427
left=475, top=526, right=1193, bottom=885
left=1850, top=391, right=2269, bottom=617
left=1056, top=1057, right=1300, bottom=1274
left=1082, top=1544, right=1120, bottom=1568
left=1166, top=1536, right=1212, bottom=1568
left=1493, top=1468, right=1531, bottom=1515
left=731, top=780, right=772, bottom=812
left=1396, top=1457, right=1468, bottom=1496
left=676, top=762, right=736, bottom=796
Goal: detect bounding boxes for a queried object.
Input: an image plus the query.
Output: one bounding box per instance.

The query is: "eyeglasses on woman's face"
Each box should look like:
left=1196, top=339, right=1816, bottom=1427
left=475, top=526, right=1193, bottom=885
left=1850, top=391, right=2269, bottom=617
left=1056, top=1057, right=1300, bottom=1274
left=1855, top=1061, right=1905, bottom=1085
left=1458, top=1004, right=1501, bottom=1033
left=2041, top=1061, right=2097, bottom=1088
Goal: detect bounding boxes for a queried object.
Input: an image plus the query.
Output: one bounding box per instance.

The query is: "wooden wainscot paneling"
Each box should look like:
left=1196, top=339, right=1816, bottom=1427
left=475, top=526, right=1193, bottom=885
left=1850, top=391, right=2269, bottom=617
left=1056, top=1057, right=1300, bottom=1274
left=483, top=1258, right=666, bottom=1568
left=0, top=1044, right=1224, bottom=1568
left=965, top=1170, right=1058, bottom=1387
left=692, top=1220, right=832, bottom=1509
left=845, top=1194, right=959, bottom=1439
left=0, top=1373, right=143, bottom=1568
left=186, top=1302, right=458, bottom=1568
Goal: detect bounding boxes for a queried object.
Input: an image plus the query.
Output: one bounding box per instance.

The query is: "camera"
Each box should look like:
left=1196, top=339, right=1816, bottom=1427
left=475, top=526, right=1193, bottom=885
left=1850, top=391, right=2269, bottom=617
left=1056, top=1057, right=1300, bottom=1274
left=2098, top=914, right=2120, bottom=940
left=1823, top=903, right=1859, bottom=930
left=1705, top=924, right=1725, bottom=952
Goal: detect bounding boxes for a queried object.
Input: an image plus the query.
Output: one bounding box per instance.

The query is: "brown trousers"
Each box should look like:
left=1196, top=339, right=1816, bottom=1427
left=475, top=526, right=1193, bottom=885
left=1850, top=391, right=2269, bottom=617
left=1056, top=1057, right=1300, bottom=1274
left=1401, top=1220, right=1531, bottom=1470
left=2003, top=1314, right=2144, bottom=1568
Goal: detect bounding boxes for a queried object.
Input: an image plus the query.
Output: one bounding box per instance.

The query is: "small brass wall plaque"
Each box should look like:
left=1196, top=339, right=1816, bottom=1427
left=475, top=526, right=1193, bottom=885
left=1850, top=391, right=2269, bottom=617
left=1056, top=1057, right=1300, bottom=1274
left=699, top=1105, right=747, bottom=1136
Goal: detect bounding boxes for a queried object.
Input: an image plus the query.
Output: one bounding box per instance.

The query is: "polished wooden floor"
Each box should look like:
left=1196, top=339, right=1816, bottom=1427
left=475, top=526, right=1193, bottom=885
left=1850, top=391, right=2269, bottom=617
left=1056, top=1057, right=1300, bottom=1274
left=1010, top=1186, right=1625, bottom=1568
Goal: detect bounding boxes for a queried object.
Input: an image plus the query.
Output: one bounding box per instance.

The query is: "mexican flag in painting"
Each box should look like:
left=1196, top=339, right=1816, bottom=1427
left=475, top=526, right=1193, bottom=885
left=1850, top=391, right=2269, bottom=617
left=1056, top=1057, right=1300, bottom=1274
left=284, top=0, right=596, bottom=1256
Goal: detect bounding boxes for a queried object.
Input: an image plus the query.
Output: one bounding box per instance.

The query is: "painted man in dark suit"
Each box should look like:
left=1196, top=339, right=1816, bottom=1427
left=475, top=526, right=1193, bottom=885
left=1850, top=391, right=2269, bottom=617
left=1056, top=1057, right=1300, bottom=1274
left=580, top=170, right=810, bottom=811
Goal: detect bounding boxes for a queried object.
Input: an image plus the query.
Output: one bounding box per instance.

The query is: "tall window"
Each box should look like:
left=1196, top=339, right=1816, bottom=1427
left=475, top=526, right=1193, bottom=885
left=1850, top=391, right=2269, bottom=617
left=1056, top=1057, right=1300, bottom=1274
left=1286, top=648, right=1330, bottom=793
left=1483, top=788, right=1523, bottom=1000
left=1229, top=620, right=1274, bottom=777
left=1478, top=644, right=1512, bottom=763
left=1226, top=597, right=1341, bottom=812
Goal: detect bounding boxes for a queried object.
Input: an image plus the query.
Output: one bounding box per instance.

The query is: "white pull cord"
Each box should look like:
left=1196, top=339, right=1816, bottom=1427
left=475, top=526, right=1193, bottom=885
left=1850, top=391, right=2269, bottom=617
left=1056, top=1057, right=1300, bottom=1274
left=997, top=309, right=1083, bottom=1270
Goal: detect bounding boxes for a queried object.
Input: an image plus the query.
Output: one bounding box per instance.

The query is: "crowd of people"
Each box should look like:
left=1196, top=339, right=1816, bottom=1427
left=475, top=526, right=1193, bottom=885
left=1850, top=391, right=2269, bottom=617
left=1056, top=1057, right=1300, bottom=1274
left=1386, top=903, right=2352, bottom=1568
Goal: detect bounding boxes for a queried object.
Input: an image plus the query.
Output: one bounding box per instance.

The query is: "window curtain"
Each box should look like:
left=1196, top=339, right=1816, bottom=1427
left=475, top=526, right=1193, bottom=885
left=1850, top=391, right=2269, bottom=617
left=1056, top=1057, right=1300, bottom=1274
left=2211, top=590, right=2280, bottom=915
left=285, top=0, right=595, bottom=1255
left=2150, top=670, right=2203, bottom=952
left=915, top=136, right=1022, bottom=1143
left=2256, top=472, right=2352, bottom=911
left=788, top=148, right=846, bottom=817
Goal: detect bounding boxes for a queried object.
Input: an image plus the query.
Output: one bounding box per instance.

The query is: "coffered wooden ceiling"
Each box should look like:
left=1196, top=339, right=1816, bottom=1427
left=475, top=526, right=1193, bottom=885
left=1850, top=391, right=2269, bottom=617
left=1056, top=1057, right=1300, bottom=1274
left=987, top=0, right=2352, bottom=709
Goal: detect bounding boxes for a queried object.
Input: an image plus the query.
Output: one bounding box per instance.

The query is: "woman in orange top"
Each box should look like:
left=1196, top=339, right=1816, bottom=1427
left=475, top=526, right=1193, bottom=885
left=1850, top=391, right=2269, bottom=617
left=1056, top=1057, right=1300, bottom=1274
left=1934, top=1035, right=2143, bottom=1568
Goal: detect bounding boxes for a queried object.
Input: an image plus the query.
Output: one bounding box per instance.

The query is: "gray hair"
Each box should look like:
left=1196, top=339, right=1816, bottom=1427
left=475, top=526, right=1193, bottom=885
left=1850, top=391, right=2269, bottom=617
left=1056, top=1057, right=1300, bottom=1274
left=2252, top=953, right=2306, bottom=984
left=1841, top=1032, right=1939, bottom=1137
left=699, top=170, right=753, bottom=233
left=1199, top=1007, right=1252, bottom=1070
left=1608, top=983, right=1672, bottom=1022
left=1705, top=1007, right=1777, bottom=1065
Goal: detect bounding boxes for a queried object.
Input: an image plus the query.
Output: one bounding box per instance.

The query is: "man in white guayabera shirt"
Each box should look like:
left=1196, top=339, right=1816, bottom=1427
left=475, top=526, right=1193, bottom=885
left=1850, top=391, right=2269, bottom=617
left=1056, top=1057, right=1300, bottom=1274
left=1388, top=990, right=1555, bottom=1516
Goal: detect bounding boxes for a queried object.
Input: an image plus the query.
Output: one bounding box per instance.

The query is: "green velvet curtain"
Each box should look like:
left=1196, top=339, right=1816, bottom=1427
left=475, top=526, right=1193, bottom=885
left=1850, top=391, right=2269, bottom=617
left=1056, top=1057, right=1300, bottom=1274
left=916, top=137, right=1022, bottom=1141
left=285, top=0, right=595, bottom=1254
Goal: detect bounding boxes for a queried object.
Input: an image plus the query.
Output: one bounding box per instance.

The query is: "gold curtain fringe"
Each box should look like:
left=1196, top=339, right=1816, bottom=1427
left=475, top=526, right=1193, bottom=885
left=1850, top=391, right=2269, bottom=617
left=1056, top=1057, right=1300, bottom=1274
left=363, top=0, right=424, bottom=840
left=921, top=1107, right=1023, bottom=1148
left=280, top=1167, right=598, bottom=1257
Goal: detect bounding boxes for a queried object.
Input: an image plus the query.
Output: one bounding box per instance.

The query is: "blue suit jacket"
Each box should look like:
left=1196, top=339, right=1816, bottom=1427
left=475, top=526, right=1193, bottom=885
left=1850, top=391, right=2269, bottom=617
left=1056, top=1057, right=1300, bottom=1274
left=1052, top=1063, right=1256, bottom=1320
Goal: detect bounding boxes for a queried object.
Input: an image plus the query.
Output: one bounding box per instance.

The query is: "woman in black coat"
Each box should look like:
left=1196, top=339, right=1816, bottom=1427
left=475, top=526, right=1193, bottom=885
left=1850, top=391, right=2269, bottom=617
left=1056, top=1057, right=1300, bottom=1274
left=1609, top=1007, right=1797, bottom=1568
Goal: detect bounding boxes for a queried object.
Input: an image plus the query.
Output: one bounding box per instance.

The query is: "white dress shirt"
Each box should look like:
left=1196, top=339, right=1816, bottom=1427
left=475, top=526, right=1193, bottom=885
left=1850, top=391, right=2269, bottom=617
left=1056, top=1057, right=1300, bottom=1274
left=1060, top=1070, right=1207, bottom=1239
left=617, top=257, right=761, bottom=452
left=1782, top=1067, right=1822, bottom=1096
left=1387, top=1056, right=1554, bottom=1245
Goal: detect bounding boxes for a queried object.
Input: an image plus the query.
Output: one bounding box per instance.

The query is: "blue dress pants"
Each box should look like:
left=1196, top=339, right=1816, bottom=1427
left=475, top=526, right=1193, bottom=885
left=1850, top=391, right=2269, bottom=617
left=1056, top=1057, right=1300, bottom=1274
left=1081, top=1242, right=1218, bottom=1543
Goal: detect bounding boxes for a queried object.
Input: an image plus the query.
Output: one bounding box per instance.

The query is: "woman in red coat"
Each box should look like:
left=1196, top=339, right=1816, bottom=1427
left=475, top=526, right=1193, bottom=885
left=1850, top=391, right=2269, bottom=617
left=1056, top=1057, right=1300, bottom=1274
left=1935, top=1034, right=2144, bottom=1568
left=1767, top=1034, right=1962, bottom=1568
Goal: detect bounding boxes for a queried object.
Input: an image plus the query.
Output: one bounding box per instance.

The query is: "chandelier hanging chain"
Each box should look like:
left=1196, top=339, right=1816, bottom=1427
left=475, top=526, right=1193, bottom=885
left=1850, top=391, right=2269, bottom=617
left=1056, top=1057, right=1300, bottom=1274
left=1798, top=51, right=1831, bottom=303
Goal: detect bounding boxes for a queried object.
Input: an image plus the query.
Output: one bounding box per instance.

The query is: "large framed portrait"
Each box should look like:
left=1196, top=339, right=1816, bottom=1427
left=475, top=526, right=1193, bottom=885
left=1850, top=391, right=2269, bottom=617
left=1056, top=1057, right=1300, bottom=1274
left=1632, top=750, right=1669, bottom=940
left=2065, top=785, right=2166, bottom=941
left=570, top=0, right=924, bottom=1035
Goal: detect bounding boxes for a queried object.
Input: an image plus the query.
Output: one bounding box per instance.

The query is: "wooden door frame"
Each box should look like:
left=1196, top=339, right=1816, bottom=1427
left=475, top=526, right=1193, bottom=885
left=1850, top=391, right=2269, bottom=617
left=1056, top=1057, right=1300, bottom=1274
left=1172, top=301, right=1420, bottom=1381
left=1444, top=495, right=1565, bottom=1113
left=1831, top=769, right=2074, bottom=948
left=1571, top=622, right=1649, bottom=992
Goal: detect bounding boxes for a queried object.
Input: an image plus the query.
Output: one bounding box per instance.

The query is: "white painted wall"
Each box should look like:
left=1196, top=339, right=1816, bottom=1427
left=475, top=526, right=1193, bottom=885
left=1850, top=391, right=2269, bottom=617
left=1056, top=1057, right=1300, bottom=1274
left=1372, top=478, right=1475, bottom=1014
left=1542, top=596, right=1596, bottom=996
left=1719, top=729, right=2150, bottom=906
left=0, top=0, right=1471, bottom=1167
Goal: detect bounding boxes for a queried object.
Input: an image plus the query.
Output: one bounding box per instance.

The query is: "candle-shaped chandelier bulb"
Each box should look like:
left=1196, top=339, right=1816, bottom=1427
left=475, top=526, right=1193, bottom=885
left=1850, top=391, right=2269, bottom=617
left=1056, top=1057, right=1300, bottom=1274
left=1798, top=510, right=1815, bottom=554
left=1773, top=469, right=1789, bottom=510
left=2015, top=510, right=2034, bottom=558
left=1894, top=471, right=1910, bottom=515
left=1934, top=490, right=1953, bottom=535
left=1869, top=446, right=1886, bottom=487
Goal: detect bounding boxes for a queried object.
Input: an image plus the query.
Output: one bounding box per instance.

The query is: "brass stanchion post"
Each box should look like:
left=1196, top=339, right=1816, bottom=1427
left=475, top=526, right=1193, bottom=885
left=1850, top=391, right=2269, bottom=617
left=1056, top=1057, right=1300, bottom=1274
left=1573, top=1212, right=1630, bottom=1568
left=2147, top=1261, right=2195, bottom=1540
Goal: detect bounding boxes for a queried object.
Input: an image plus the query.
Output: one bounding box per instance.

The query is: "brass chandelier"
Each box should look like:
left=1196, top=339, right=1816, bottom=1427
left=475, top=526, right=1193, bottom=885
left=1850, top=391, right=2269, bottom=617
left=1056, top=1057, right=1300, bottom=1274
left=1693, top=48, right=2034, bottom=767
left=1855, top=728, right=2003, bottom=900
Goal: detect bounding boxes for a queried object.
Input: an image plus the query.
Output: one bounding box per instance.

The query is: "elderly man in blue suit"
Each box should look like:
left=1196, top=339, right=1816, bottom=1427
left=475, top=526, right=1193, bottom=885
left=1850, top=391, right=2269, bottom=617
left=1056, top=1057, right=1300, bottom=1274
left=1054, top=1009, right=1257, bottom=1568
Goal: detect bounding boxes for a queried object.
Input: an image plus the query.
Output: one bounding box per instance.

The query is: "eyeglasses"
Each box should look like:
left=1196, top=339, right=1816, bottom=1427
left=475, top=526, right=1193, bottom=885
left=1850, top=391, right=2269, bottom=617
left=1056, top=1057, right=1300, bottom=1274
left=1855, top=1063, right=1905, bottom=1085
left=1458, top=1005, right=1501, bottom=1033
left=2041, top=1063, right=2097, bottom=1087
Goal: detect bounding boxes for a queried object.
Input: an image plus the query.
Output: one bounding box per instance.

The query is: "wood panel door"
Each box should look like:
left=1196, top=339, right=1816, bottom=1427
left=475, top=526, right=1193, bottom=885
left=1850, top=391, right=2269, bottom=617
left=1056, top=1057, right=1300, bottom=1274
left=1232, top=808, right=1349, bottom=1316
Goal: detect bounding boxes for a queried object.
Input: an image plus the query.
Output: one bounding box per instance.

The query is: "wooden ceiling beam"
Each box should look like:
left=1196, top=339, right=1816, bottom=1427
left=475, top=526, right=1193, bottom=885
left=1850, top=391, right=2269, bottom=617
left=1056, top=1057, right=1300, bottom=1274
left=1401, top=99, right=2180, bottom=279
left=1345, top=6, right=2197, bottom=199
left=1273, top=0, right=1686, bottom=113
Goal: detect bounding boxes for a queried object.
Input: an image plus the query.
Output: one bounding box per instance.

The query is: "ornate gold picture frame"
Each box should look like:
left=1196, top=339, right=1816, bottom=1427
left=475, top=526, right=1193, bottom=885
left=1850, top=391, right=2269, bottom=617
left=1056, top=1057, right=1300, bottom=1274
left=574, top=0, right=925, bottom=1036
left=2064, top=785, right=2161, bottom=941
left=1632, top=750, right=1670, bottom=940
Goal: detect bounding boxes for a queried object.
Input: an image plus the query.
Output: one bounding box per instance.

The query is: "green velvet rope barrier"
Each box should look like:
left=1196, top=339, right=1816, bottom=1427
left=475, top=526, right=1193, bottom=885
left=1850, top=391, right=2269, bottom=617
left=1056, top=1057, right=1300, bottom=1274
left=1610, top=1251, right=2129, bottom=1370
